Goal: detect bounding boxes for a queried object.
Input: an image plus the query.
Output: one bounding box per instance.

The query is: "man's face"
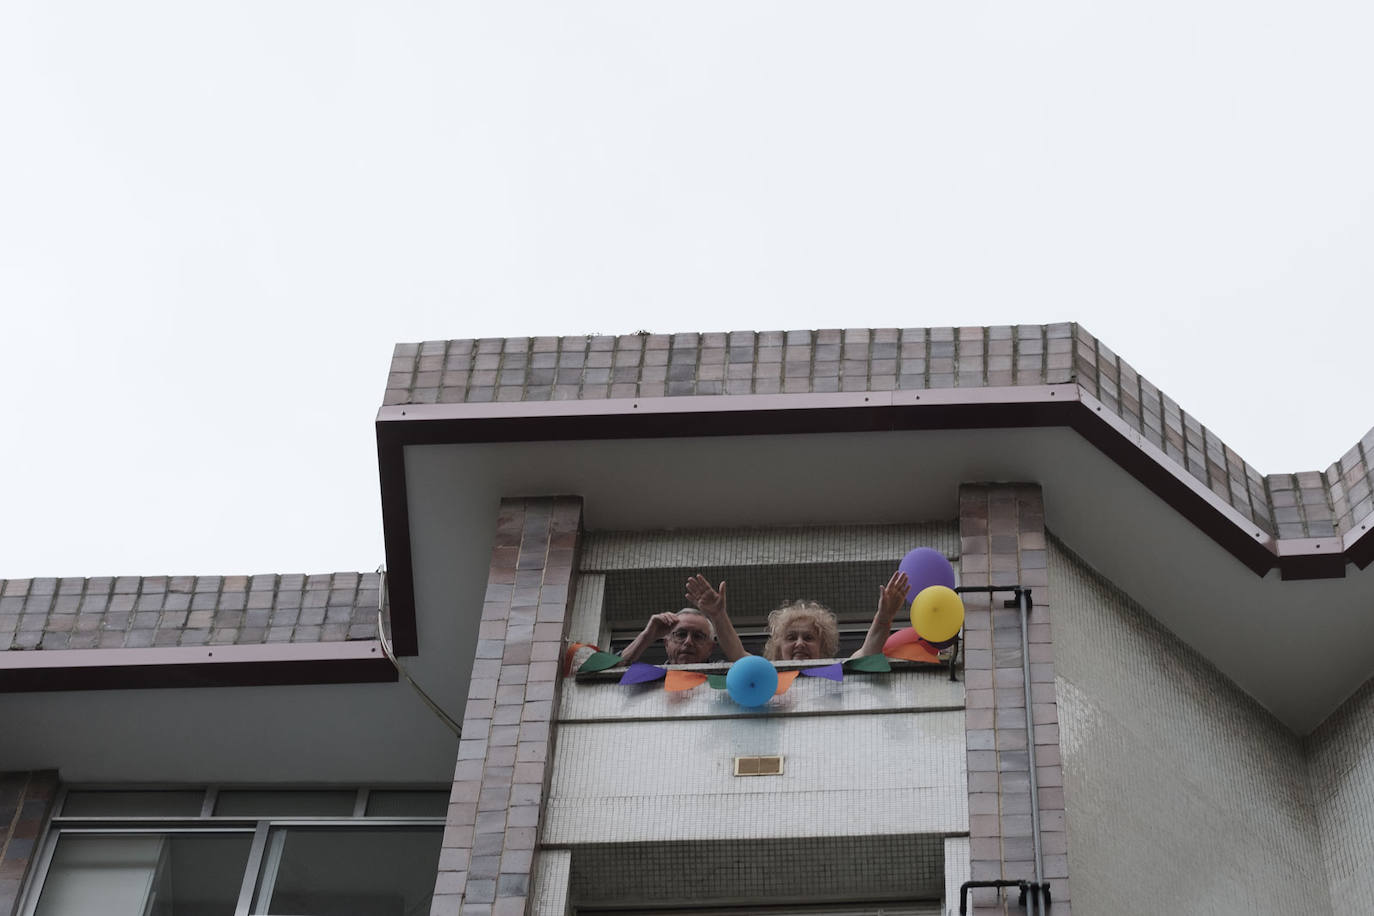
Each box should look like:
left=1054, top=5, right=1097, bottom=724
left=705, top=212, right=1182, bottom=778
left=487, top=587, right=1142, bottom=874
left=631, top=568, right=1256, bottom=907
left=664, top=614, right=714, bottom=664
left=780, top=622, right=822, bottom=660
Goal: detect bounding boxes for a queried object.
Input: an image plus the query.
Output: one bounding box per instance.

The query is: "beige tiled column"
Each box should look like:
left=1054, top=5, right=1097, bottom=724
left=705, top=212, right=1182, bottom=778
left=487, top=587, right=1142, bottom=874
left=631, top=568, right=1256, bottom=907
left=432, top=496, right=582, bottom=916
left=959, top=484, right=1071, bottom=915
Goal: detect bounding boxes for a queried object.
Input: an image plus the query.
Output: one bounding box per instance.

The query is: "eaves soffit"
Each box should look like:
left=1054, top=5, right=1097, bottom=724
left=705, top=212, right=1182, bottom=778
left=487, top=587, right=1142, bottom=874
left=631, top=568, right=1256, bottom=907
left=377, top=324, right=1374, bottom=583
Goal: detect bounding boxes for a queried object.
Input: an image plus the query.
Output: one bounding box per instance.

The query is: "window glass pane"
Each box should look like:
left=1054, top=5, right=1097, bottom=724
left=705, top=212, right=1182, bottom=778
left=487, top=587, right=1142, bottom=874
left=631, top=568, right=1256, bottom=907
left=62, top=791, right=204, bottom=818
left=253, top=827, right=442, bottom=916
left=578, top=907, right=940, bottom=915
left=35, top=832, right=252, bottom=916
left=365, top=790, right=448, bottom=818
left=214, top=790, right=356, bottom=817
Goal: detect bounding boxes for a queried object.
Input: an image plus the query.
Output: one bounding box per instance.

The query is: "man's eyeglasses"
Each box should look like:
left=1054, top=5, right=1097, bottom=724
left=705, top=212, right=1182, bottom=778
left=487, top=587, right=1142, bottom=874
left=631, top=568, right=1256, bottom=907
left=668, top=629, right=711, bottom=643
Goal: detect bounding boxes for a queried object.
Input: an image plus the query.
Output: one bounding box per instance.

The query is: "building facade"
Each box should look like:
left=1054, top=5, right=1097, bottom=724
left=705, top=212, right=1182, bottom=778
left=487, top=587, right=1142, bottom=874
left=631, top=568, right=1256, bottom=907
left=5, top=324, right=1374, bottom=914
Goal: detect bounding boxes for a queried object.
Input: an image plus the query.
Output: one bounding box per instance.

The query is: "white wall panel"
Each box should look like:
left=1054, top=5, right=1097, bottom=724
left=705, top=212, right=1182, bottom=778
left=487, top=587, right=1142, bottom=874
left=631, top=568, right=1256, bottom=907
left=561, top=670, right=963, bottom=723
left=1050, top=537, right=1328, bottom=915
left=545, top=709, right=966, bottom=844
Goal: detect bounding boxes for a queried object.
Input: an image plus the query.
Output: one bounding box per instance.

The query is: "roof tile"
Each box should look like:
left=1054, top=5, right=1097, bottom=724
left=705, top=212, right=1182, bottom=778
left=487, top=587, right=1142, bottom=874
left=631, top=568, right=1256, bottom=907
left=0, top=571, right=386, bottom=654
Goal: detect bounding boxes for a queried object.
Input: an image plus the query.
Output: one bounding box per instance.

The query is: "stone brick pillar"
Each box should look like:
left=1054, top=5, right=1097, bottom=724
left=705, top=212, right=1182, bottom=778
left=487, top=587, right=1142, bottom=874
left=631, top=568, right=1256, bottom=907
left=959, top=485, right=1071, bottom=915
left=433, top=497, right=582, bottom=916
left=0, top=770, right=58, bottom=916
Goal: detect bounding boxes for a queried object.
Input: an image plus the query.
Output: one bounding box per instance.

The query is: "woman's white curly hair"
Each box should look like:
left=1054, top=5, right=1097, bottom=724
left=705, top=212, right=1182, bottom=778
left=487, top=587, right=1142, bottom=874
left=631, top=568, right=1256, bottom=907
left=762, top=600, right=840, bottom=659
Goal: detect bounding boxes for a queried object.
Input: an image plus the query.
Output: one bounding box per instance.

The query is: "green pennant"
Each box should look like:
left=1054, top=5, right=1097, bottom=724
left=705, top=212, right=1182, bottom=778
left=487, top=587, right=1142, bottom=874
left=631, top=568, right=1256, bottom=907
left=577, top=651, right=623, bottom=674
left=706, top=674, right=728, bottom=690
left=844, top=654, right=891, bottom=673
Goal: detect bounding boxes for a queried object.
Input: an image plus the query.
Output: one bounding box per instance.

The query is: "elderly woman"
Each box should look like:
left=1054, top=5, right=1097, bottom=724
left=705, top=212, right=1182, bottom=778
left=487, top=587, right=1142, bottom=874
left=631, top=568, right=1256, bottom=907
left=762, top=571, right=910, bottom=661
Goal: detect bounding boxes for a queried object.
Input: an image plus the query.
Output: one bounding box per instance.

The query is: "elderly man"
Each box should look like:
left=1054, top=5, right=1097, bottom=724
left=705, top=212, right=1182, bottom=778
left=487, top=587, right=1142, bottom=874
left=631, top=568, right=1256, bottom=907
left=620, top=574, right=746, bottom=665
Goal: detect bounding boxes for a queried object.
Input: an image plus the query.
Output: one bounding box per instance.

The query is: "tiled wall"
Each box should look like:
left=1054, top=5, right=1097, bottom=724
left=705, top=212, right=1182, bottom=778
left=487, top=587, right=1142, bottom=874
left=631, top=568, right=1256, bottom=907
left=582, top=522, right=959, bottom=632
left=1306, top=674, right=1374, bottom=910
left=943, top=837, right=970, bottom=916
left=958, top=485, right=1067, bottom=915
left=581, top=523, right=959, bottom=570
left=565, top=837, right=948, bottom=909
left=1049, top=537, right=1329, bottom=914
left=434, top=497, right=582, bottom=916
left=542, top=525, right=966, bottom=911
left=0, top=770, right=57, bottom=916
left=384, top=327, right=1075, bottom=406
left=547, top=685, right=966, bottom=845
left=559, top=665, right=964, bottom=722
left=0, top=573, right=380, bottom=651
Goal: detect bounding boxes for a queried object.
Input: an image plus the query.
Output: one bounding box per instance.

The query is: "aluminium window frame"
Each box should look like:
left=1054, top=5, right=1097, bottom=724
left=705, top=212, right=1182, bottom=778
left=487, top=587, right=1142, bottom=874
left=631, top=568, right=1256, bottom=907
left=17, top=784, right=448, bottom=916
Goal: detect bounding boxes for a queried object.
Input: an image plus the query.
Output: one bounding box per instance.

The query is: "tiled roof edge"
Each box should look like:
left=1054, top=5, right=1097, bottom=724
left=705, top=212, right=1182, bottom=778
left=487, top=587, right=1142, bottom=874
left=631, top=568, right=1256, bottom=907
left=0, top=572, right=383, bottom=653
left=381, top=324, right=1374, bottom=544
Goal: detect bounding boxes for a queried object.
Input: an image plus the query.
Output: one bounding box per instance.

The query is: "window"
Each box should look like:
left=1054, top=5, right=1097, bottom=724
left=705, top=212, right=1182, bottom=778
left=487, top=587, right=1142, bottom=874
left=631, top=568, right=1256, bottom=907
left=22, top=787, right=447, bottom=916
left=578, top=906, right=941, bottom=915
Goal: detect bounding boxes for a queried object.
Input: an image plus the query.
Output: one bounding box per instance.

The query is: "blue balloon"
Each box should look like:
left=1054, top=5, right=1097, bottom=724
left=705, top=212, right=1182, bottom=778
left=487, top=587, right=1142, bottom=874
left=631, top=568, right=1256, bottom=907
left=726, top=655, right=778, bottom=707
left=898, top=547, right=956, bottom=594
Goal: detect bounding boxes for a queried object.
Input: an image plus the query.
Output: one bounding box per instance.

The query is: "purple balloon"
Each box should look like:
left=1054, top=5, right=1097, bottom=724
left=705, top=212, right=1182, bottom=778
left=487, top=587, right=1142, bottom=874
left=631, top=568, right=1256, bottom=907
left=898, top=547, right=956, bottom=594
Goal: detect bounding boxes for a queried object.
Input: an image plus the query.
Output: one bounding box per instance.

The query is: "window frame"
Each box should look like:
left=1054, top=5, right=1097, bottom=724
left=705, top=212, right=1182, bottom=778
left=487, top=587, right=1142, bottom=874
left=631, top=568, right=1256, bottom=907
left=18, top=784, right=448, bottom=916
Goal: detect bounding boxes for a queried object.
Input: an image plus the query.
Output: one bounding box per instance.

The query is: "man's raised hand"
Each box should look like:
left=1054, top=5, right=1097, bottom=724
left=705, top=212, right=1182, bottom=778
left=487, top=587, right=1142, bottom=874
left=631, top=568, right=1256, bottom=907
left=685, top=575, right=726, bottom=618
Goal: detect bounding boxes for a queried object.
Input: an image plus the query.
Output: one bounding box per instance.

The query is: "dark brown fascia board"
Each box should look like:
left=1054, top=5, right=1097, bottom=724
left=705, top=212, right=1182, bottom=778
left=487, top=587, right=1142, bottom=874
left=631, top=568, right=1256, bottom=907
left=1275, top=537, right=1351, bottom=581
left=1347, top=528, right=1374, bottom=571
left=0, top=641, right=395, bottom=693
left=375, top=385, right=1369, bottom=649
left=377, top=435, right=417, bottom=655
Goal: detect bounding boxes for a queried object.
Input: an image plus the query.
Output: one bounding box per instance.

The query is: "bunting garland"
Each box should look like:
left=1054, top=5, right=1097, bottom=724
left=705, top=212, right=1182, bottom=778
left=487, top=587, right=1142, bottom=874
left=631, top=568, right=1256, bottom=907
left=576, top=542, right=959, bottom=700
left=577, top=650, right=623, bottom=674
left=774, top=670, right=800, bottom=695
left=577, top=635, right=949, bottom=702
left=592, top=660, right=853, bottom=691
left=664, top=670, right=708, bottom=691
left=844, top=653, right=891, bottom=673
left=583, top=649, right=941, bottom=681
left=591, top=654, right=937, bottom=693
left=584, top=650, right=942, bottom=690
left=618, top=662, right=667, bottom=684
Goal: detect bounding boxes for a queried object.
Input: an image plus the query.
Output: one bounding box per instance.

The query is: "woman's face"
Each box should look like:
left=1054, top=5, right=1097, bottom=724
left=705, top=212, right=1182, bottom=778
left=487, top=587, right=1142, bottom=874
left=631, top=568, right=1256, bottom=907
left=780, top=621, right=822, bottom=660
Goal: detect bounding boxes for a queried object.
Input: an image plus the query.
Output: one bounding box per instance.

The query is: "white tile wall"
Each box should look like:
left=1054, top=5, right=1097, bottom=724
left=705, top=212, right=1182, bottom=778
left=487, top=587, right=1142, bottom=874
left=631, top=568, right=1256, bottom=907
left=561, top=670, right=964, bottom=723
left=1306, top=675, right=1374, bottom=911
left=942, top=837, right=969, bottom=916
left=566, top=572, right=609, bottom=648
left=1050, top=537, right=1330, bottom=914
left=581, top=523, right=959, bottom=570
left=549, top=522, right=967, bottom=913
left=565, top=836, right=948, bottom=908
left=532, top=849, right=571, bottom=916
left=545, top=709, right=966, bottom=845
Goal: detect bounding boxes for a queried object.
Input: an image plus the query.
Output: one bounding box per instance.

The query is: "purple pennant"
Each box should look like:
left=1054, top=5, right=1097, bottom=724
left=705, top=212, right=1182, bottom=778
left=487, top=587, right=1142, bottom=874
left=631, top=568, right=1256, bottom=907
left=801, top=662, right=844, bottom=682
left=619, top=662, right=667, bottom=685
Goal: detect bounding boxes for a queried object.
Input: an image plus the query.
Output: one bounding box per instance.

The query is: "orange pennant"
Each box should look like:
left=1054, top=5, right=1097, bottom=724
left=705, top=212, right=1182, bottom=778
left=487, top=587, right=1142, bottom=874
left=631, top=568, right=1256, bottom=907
left=664, top=670, right=709, bottom=691
left=774, top=670, right=800, bottom=695
left=887, top=641, right=941, bottom=664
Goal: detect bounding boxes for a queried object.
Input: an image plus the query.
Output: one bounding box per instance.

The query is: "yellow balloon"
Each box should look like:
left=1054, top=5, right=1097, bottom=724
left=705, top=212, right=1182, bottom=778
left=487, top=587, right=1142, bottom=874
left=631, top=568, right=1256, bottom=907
left=910, top=585, right=965, bottom=643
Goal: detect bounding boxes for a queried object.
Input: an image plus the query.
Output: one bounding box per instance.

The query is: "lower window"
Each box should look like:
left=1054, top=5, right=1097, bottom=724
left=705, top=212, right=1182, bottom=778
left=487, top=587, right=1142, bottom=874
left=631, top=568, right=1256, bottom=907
left=24, top=787, right=446, bottom=916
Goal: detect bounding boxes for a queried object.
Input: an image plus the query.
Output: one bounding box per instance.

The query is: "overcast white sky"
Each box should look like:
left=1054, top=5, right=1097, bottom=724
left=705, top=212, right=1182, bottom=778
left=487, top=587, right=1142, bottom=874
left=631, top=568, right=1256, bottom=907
left=2, top=1, right=1372, bottom=578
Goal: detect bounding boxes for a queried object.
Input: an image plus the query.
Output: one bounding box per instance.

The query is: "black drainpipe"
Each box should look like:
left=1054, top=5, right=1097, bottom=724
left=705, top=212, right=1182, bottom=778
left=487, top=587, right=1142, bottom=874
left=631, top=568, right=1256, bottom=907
left=959, top=879, right=1052, bottom=914
left=1014, top=586, right=1046, bottom=913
